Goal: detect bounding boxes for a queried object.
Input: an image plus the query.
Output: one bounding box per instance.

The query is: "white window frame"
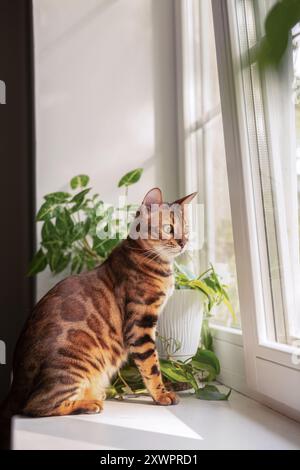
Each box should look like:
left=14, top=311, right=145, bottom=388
left=176, top=0, right=300, bottom=420
left=257, top=1, right=300, bottom=343
left=212, top=0, right=300, bottom=419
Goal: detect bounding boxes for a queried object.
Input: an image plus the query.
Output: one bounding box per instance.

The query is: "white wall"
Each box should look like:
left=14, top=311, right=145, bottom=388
left=33, top=0, right=179, bottom=299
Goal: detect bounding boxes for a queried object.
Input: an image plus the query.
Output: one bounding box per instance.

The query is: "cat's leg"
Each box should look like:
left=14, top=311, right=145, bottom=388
left=23, top=398, right=103, bottom=417
left=22, top=380, right=105, bottom=417
left=131, top=346, right=178, bottom=405
left=60, top=399, right=104, bottom=415
left=128, top=325, right=179, bottom=405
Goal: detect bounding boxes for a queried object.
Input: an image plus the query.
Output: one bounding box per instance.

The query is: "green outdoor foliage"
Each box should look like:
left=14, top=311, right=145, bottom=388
left=253, top=0, right=300, bottom=67
left=30, top=169, right=233, bottom=401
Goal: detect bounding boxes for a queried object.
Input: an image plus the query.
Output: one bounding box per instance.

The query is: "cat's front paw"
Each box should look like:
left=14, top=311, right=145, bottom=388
left=154, top=391, right=179, bottom=406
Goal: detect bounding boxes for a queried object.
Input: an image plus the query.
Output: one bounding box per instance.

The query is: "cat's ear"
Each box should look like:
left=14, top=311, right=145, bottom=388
left=172, top=192, right=198, bottom=206
left=142, top=188, right=163, bottom=207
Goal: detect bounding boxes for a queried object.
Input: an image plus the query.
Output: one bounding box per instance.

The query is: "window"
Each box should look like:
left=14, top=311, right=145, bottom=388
left=178, top=0, right=240, bottom=329
left=234, top=0, right=300, bottom=346
left=210, top=0, right=300, bottom=418
left=177, top=0, right=300, bottom=418
left=295, top=27, right=300, bottom=245
left=292, top=23, right=300, bottom=338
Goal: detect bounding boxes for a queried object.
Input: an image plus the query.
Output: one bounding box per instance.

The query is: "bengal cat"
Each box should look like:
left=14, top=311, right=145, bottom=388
left=2, top=188, right=197, bottom=417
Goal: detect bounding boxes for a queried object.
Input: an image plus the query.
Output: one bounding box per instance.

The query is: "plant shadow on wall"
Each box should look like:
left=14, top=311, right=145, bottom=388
left=29, top=169, right=234, bottom=401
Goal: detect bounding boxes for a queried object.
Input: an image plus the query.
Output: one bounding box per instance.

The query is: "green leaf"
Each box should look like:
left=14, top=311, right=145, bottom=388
left=92, top=236, right=120, bottom=258
left=36, top=200, right=54, bottom=221
left=70, top=174, right=89, bottom=190
left=201, top=318, right=214, bottom=352
left=71, top=188, right=91, bottom=203
left=71, top=253, right=84, bottom=274
left=47, top=249, right=71, bottom=274
left=193, top=348, right=220, bottom=375
left=253, top=0, right=300, bottom=67
left=41, top=219, right=57, bottom=243
left=190, top=361, right=216, bottom=382
left=202, top=276, right=218, bottom=293
left=84, top=217, right=91, bottom=235
left=105, top=386, right=118, bottom=399
left=27, top=249, right=47, bottom=276
left=44, top=192, right=71, bottom=204
left=55, top=253, right=71, bottom=274
left=120, top=366, right=144, bottom=389
left=92, top=236, right=107, bottom=257
left=70, top=223, right=84, bottom=242
left=71, top=255, right=80, bottom=274
left=118, top=168, right=143, bottom=188
left=70, top=188, right=91, bottom=211
left=42, top=240, right=63, bottom=251
left=174, top=262, right=195, bottom=281
left=71, top=218, right=91, bottom=242
left=195, top=385, right=231, bottom=401
left=264, top=2, right=291, bottom=63
left=102, top=238, right=121, bottom=255
left=47, top=249, right=62, bottom=273
left=175, top=273, right=215, bottom=299
left=84, top=255, right=97, bottom=271
left=175, top=263, right=235, bottom=322
left=55, top=208, right=74, bottom=238
left=53, top=205, right=64, bottom=218
left=159, top=359, right=190, bottom=383
left=36, top=191, right=72, bottom=221
left=203, top=266, right=237, bottom=322
left=222, top=297, right=237, bottom=324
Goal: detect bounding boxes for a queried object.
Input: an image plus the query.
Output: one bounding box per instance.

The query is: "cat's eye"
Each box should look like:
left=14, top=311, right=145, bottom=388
left=163, top=224, right=173, bottom=234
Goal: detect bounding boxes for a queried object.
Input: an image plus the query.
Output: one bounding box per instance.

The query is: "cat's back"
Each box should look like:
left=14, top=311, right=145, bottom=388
left=12, top=267, right=121, bottom=385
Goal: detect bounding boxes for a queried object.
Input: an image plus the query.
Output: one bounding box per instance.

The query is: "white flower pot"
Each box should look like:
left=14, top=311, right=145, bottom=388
left=157, top=289, right=204, bottom=361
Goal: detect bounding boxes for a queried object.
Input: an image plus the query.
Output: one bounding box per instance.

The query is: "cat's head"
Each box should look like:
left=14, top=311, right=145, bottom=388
left=129, top=188, right=197, bottom=259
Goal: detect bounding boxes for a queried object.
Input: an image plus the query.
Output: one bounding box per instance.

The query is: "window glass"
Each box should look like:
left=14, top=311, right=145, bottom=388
left=182, top=0, right=241, bottom=328
left=204, top=116, right=240, bottom=327
left=233, top=0, right=300, bottom=343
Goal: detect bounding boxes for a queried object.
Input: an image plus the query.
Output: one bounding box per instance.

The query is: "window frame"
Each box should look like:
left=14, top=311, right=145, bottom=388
left=211, top=0, right=300, bottom=419
left=258, top=1, right=300, bottom=343
left=176, top=0, right=300, bottom=420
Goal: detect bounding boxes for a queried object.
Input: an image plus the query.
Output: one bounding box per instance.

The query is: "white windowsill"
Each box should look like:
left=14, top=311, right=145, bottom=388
left=12, top=390, right=300, bottom=450
left=211, top=324, right=243, bottom=343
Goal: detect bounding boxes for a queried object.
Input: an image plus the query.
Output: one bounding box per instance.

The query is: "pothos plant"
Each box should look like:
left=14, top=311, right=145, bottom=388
left=29, top=169, right=233, bottom=401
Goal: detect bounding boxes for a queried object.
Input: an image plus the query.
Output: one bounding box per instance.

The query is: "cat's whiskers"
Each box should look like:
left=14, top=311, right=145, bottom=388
left=142, top=246, right=173, bottom=265
left=130, top=244, right=169, bottom=265
left=128, top=243, right=165, bottom=261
